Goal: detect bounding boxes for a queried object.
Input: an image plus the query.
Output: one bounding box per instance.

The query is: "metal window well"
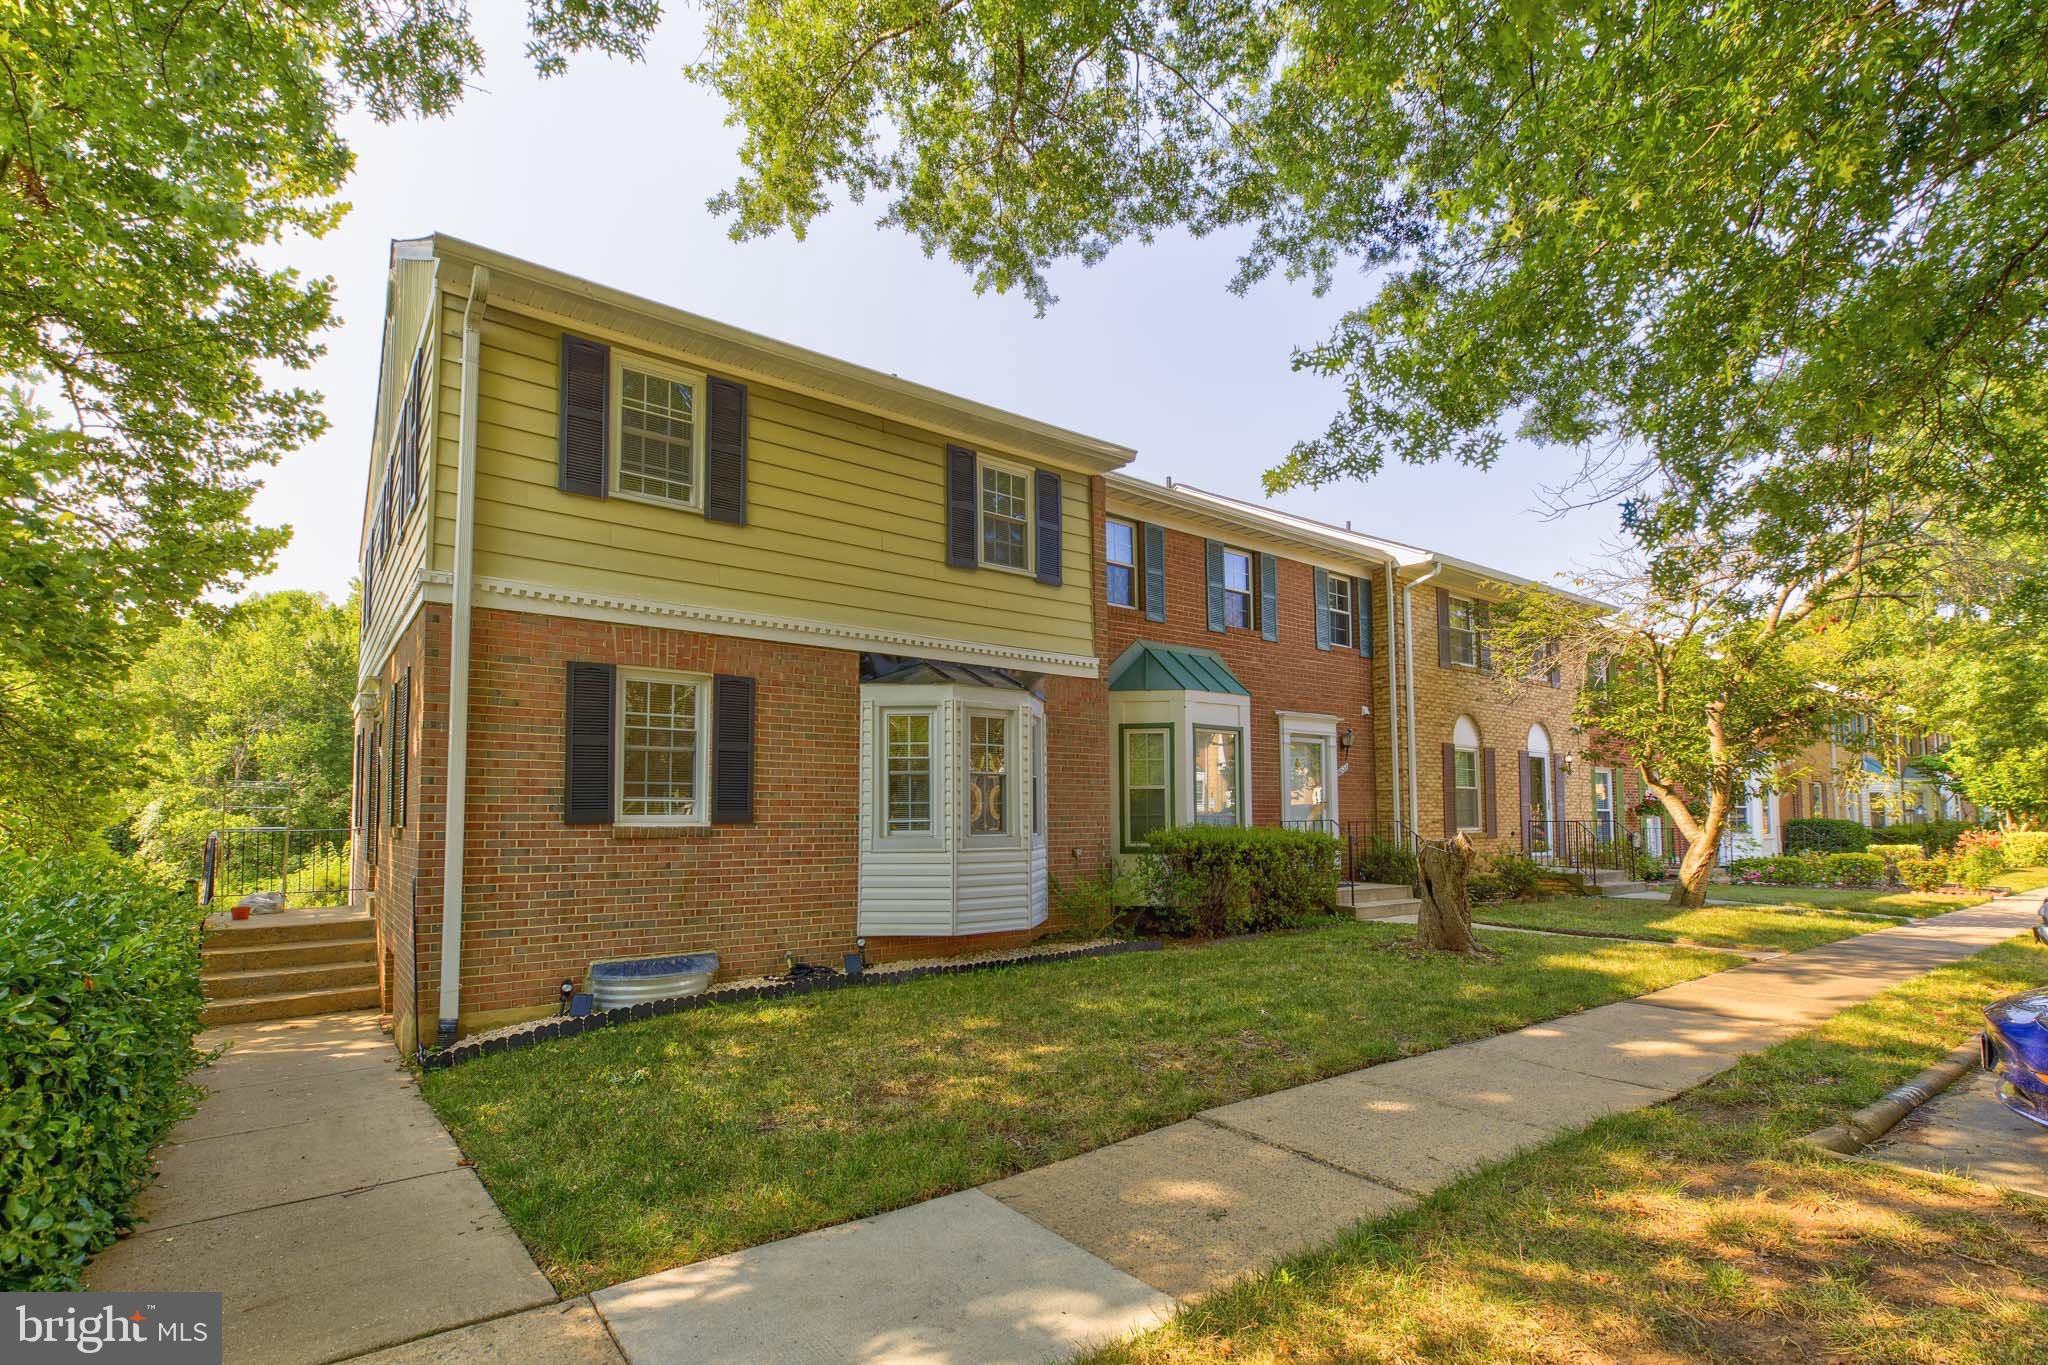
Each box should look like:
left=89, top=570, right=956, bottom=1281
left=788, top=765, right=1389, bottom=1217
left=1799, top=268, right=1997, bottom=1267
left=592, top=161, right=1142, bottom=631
left=587, top=952, right=720, bottom=1010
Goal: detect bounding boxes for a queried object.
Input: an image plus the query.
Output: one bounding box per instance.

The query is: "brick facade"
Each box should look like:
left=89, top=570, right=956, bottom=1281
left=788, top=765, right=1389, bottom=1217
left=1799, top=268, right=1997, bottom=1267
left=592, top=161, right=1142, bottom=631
left=1101, top=519, right=1385, bottom=831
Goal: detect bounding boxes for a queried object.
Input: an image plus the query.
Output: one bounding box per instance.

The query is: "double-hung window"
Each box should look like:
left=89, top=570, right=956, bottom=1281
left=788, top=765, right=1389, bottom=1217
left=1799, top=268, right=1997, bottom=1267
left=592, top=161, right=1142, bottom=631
left=1327, top=576, right=1354, bottom=649
left=1222, top=549, right=1253, bottom=629
left=1452, top=747, right=1481, bottom=831
left=1122, top=727, right=1171, bottom=848
left=618, top=671, right=710, bottom=824
left=613, top=356, right=705, bottom=510
left=1193, top=726, right=1242, bottom=826
left=1105, top=518, right=1138, bottom=608
left=1447, top=596, right=1480, bottom=666
left=882, top=711, right=935, bottom=836
left=979, top=461, right=1031, bottom=572
left=968, top=712, right=1011, bottom=835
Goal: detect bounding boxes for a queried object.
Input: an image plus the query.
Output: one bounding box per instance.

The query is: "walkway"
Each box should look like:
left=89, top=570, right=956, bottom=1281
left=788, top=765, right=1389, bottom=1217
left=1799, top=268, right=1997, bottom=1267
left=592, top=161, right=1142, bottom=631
left=88, top=1013, right=562, bottom=1364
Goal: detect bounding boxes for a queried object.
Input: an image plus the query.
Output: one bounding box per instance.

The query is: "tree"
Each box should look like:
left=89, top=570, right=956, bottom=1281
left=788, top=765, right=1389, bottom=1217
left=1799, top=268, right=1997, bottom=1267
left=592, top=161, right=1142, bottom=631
left=1, top=2, right=655, bottom=843
left=1414, top=834, right=1480, bottom=955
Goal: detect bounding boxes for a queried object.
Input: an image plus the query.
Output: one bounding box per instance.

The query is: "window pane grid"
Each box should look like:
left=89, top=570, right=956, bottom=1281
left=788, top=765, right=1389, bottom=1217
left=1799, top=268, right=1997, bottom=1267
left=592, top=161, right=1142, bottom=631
left=1105, top=520, right=1136, bottom=607
left=1453, top=747, right=1480, bottom=830
left=884, top=712, right=933, bottom=834
left=969, top=714, right=1009, bottom=834
left=981, top=467, right=1029, bottom=570
left=621, top=678, right=699, bottom=817
left=1124, top=728, right=1169, bottom=845
left=1328, top=577, right=1353, bottom=648
left=1193, top=727, right=1240, bottom=826
left=618, top=366, right=697, bottom=504
left=1223, top=549, right=1252, bottom=629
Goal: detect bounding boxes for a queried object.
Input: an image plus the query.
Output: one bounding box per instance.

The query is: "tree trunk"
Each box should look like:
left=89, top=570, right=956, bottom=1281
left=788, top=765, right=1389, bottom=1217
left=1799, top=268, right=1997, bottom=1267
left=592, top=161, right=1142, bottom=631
left=1669, top=836, right=1716, bottom=907
left=1416, top=833, right=1480, bottom=954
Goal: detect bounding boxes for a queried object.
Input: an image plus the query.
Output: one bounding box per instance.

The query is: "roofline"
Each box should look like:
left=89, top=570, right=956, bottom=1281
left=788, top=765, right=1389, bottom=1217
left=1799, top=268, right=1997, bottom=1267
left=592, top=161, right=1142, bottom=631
left=414, top=234, right=1137, bottom=476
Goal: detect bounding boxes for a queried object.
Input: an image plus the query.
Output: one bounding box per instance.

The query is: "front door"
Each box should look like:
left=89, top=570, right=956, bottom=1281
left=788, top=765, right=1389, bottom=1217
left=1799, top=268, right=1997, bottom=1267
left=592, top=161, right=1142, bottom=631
left=1284, top=737, right=1331, bottom=828
left=1591, top=768, right=1616, bottom=843
left=1526, top=754, right=1552, bottom=856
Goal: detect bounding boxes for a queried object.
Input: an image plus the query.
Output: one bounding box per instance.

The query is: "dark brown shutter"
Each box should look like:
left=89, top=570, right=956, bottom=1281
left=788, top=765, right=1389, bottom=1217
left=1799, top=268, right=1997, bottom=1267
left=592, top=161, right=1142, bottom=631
left=712, top=675, right=756, bottom=825
left=1034, top=469, right=1062, bottom=585
left=1441, top=743, right=1458, bottom=837
left=564, top=662, right=615, bottom=825
left=704, top=376, right=748, bottom=525
left=366, top=724, right=380, bottom=855
left=1517, top=749, right=1532, bottom=845
left=393, top=670, right=411, bottom=829
left=1259, top=553, right=1278, bottom=641
left=1476, top=605, right=1494, bottom=673
left=1436, top=587, right=1452, bottom=667
left=353, top=731, right=365, bottom=830
left=1205, top=540, right=1226, bottom=632
left=558, top=334, right=610, bottom=497
left=1142, top=522, right=1167, bottom=622
left=946, top=445, right=977, bottom=567
left=1483, top=747, right=1498, bottom=836
left=1313, top=567, right=1331, bottom=650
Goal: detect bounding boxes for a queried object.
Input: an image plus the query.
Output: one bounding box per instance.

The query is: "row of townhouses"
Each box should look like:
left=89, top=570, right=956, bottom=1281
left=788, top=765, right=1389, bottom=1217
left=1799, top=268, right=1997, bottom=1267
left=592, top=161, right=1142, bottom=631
left=350, top=237, right=1940, bottom=1049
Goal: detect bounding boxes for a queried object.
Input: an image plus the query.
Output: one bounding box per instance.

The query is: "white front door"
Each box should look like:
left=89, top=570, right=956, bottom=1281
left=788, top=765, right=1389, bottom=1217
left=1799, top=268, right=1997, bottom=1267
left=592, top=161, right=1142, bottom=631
left=1592, top=768, right=1616, bottom=843
left=1527, top=755, right=1552, bottom=855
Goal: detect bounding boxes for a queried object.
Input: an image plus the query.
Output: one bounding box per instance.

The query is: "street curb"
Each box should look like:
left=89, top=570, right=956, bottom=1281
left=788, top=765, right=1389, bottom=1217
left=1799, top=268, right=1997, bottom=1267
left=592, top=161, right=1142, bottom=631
left=1798, top=1041, right=1980, bottom=1155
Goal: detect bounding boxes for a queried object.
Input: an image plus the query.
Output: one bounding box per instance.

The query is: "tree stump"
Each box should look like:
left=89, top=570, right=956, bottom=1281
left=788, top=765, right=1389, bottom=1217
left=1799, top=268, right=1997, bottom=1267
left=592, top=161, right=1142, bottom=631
left=1415, top=833, right=1480, bottom=954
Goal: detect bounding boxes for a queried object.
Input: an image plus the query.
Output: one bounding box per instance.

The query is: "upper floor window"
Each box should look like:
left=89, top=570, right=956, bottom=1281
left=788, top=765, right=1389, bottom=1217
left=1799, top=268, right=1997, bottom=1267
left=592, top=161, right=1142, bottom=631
left=615, top=358, right=704, bottom=509
left=980, top=461, right=1031, bottom=572
left=1447, top=596, right=1480, bottom=666
left=1328, top=575, right=1354, bottom=649
left=1222, top=549, right=1254, bottom=629
left=1105, top=518, right=1138, bottom=608
left=618, top=670, right=709, bottom=824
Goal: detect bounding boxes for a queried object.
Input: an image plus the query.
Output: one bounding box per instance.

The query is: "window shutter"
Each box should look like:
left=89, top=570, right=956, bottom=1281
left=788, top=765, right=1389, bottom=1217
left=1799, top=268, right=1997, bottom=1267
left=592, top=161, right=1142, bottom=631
left=1205, top=540, right=1225, bottom=632
left=1259, top=553, right=1278, bottom=641
left=704, top=376, right=749, bottom=525
left=1482, top=747, right=1498, bottom=836
left=366, top=724, right=380, bottom=854
left=1547, top=645, right=1562, bottom=688
left=1441, top=742, right=1458, bottom=837
left=1476, top=605, right=1494, bottom=673
left=393, top=670, right=411, bottom=829
left=1313, top=567, right=1331, bottom=651
left=1034, top=469, right=1062, bottom=586
left=1142, top=522, right=1167, bottom=622
left=558, top=334, right=610, bottom=497
left=946, top=445, right=977, bottom=568
left=387, top=681, right=401, bottom=827
left=1435, top=587, right=1452, bottom=667
left=563, top=662, right=616, bottom=825
left=353, top=731, right=364, bottom=830
left=1517, top=749, right=1531, bottom=845
left=1356, top=577, right=1374, bottom=658
left=712, top=675, right=756, bottom=825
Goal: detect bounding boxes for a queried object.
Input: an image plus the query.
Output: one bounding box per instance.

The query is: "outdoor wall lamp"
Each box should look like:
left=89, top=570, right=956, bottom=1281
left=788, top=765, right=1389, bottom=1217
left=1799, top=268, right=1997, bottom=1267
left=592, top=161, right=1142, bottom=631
left=1339, top=725, right=1354, bottom=751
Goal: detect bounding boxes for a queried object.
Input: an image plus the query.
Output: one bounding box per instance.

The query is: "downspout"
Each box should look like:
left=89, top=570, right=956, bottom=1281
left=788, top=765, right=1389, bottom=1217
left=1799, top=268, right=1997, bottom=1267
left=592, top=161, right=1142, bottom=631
left=436, top=265, right=490, bottom=1048
left=1403, top=562, right=1445, bottom=837
left=1384, top=559, right=1402, bottom=832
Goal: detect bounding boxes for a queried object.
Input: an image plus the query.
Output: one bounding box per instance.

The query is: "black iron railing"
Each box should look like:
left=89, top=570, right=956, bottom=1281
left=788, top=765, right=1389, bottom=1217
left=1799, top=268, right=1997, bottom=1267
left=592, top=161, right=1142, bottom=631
left=1280, top=817, right=1422, bottom=885
left=202, top=826, right=351, bottom=908
left=1520, top=818, right=1643, bottom=883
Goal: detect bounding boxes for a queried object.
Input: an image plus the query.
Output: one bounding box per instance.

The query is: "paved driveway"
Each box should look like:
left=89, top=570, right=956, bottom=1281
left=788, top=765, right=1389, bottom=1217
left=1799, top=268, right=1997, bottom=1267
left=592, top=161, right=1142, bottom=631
left=1868, top=1068, right=2048, bottom=1198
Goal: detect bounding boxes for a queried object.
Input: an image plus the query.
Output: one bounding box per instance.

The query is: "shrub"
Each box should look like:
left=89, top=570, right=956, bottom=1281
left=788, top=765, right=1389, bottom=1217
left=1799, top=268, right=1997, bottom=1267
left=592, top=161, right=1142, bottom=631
left=1484, top=852, right=1546, bottom=900
left=1821, top=852, right=1888, bottom=887
left=1897, top=856, right=1950, bottom=892
left=1952, top=829, right=2007, bottom=890
left=1, top=851, right=206, bottom=1290
left=2002, top=830, right=2048, bottom=868
left=1729, top=854, right=1825, bottom=886
left=1880, top=820, right=1978, bottom=855
left=1049, top=865, right=1135, bottom=939
left=1134, top=825, right=1341, bottom=937
left=1466, top=872, right=1508, bottom=903
left=1866, top=843, right=1922, bottom=883
left=1354, top=834, right=1418, bottom=888
left=1783, top=818, right=1871, bottom=854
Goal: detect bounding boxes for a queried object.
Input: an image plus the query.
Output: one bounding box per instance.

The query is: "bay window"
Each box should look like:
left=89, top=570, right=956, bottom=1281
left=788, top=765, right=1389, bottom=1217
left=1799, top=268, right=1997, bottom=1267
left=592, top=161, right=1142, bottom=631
left=1193, top=726, right=1242, bottom=826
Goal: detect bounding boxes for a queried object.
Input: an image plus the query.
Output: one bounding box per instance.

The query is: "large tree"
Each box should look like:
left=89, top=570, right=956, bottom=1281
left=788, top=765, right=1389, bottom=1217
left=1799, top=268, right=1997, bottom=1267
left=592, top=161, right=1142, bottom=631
left=0, top=2, right=655, bottom=843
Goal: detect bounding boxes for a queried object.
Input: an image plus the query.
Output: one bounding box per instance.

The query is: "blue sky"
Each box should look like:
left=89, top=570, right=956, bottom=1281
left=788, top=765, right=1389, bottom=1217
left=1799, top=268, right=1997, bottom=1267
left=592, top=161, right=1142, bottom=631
left=250, top=9, right=1621, bottom=601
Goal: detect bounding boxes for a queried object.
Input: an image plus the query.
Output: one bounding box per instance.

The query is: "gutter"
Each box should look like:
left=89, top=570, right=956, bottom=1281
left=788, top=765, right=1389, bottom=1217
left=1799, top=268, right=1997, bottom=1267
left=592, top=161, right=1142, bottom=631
left=1385, top=559, right=1402, bottom=833
left=1403, top=563, right=1446, bottom=836
left=436, top=265, right=489, bottom=1047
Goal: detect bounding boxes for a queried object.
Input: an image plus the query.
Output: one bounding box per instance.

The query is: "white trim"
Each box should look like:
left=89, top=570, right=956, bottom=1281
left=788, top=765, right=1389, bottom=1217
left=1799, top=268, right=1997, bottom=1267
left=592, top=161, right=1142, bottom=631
left=424, top=571, right=1099, bottom=675
left=975, top=454, right=1035, bottom=576
left=1278, top=714, right=1339, bottom=827
left=610, top=349, right=708, bottom=514
left=615, top=668, right=712, bottom=827
left=963, top=707, right=1018, bottom=844
left=874, top=705, right=943, bottom=851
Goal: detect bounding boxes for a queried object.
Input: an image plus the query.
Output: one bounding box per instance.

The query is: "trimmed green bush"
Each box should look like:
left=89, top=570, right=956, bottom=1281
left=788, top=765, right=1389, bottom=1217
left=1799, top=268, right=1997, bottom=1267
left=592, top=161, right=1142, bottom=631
left=1135, top=825, right=1341, bottom=937
left=2, top=851, right=206, bottom=1290
left=1484, top=852, right=1544, bottom=900
left=1354, top=834, right=1418, bottom=888
left=1867, top=842, right=1922, bottom=865
left=1783, top=818, right=1871, bottom=854
left=1952, top=830, right=2007, bottom=890
left=1821, top=852, right=1889, bottom=887
left=1730, top=854, right=1824, bottom=885
left=1897, top=856, right=1949, bottom=891
left=1879, top=820, right=1978, bottom=855
left=2002, top=830, right=2048, bottom=868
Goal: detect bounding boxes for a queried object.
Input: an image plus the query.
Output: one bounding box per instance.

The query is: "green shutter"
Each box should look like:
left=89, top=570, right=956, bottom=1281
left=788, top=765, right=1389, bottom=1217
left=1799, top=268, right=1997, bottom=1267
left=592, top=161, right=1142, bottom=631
left=1313, top=566, right=1331, bottom=650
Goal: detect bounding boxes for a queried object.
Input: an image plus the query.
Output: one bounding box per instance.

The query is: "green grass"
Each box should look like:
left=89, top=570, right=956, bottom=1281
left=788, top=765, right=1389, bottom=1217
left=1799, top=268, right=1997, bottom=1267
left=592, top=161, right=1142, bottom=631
left=1091, top=934, right=2048, bottom=1365
left=1707, top=882, right=1994, bottom=917
left=421, top=919, right=1735, bottom=1295
left=1998, top=865, right=2048, bottom=894
left=1472, top=894, right=1890, bottom=952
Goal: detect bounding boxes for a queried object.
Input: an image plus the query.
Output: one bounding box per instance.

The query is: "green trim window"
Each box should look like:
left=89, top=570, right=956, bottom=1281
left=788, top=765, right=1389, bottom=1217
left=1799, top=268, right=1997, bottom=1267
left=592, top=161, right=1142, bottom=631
left=1193, top=725, right=1243, bottom=826
left=1105, top=518, right=1138, bottom=609
left=1121, top=726, right=1172, bottom=849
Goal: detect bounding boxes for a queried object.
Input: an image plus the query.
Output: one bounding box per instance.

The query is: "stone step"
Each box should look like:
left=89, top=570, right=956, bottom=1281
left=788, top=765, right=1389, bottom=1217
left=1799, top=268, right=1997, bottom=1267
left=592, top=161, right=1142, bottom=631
left=202, top=936, right=377, bottom=972
left=1596, top=880, right=1658, bottom=897
left=204, top=914, right=373, bottom=948
left=1339, top=881, right=1416, bottom=907
left=1353, top=897, right=1422, bottom=922
left=201, top=985, right=381, bottom=1027
left=202, top=961, right=378, bottom=1001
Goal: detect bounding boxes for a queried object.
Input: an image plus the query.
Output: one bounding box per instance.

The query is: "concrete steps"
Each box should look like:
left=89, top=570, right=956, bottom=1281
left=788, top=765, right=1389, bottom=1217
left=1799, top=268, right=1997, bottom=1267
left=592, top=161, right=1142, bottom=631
left=202, top=914, right=377, bottom=1025
left=1340, top=881, right=1423, bottom=920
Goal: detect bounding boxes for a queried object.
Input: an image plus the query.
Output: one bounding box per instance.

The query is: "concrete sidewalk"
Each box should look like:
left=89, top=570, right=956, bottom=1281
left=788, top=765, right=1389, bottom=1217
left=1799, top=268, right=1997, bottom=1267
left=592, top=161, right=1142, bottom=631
left=88, top=1013, right=565, bottom=1364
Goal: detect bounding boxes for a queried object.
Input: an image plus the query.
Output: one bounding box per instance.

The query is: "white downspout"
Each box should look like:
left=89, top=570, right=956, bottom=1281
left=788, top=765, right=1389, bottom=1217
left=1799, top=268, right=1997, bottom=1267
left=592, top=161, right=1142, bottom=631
left=1384, top=559, right=1402, bottom=832
left=436, top=265, right=489, bottom=1048
left=1403, top=563, right=1445, bottom=837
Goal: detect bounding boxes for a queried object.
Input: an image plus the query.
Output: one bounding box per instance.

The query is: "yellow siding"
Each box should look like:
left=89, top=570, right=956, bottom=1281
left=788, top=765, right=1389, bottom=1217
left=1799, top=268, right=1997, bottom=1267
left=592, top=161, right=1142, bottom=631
left=436, top=299, right=1099, bottom=660
left=361, top=263, right=438, bottom=655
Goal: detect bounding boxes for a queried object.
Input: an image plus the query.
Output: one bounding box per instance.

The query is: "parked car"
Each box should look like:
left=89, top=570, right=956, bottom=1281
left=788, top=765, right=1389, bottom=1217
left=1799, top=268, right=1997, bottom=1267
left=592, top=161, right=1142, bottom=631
left=1981, top=980, right=2048, bottom=1128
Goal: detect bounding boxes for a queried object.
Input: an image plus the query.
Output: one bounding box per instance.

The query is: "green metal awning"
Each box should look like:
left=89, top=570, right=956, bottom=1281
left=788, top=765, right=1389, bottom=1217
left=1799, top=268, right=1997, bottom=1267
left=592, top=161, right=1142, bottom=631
left=1106, top=641, right=1250, bottom=695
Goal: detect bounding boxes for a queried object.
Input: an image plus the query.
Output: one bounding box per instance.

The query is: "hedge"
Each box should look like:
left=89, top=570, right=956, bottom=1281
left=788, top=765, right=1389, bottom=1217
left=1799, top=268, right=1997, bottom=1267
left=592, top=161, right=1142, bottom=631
left=1, top=851, right=206, bottom=1290
left=1821, top=851, right=1888, bottom=887
left=1782, top=818, right=1871, bottom=854
left=2004, top=831, right=2048, bottom=867
left=1729, top=850, right=1884, bottom=888
left=1878, top=820, right=1979, bottom=855
left=1897, top=856, right=1949, bottom=891
left=1134, top=825, right=1341, bottom=937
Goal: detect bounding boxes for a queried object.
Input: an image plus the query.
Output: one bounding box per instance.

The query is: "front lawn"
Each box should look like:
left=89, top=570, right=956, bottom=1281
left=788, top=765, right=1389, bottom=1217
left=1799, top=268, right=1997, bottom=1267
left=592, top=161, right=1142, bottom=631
left=1707, top=882, right=1993, bottom=917
left=1094, top=934, right=2048, bottom=1365
left=421, top=920, right=1733, bottom=1295
left=1472, top=895, right=1888, bottom=953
